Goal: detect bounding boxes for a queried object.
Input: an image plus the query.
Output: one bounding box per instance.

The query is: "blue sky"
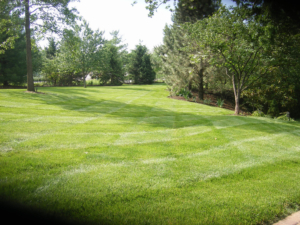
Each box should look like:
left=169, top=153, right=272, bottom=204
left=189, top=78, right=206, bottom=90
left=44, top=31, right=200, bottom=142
left=41, top=0, right=235, bottom=51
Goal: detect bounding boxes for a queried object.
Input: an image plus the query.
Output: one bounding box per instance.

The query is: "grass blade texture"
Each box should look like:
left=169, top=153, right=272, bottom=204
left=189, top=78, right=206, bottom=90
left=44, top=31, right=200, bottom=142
left=0, top=84, right=300, bottom=225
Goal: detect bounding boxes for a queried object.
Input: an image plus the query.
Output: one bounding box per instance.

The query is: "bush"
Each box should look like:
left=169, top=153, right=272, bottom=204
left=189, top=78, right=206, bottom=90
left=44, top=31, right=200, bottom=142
left=176, top=88, right=192, bottom=98
left=216, top=99, right=224, bottom=107
left=276, top=113, right=295, bottom=121
left=252, top=110, right=265, bottom=117
left=183, top=93, right=190, bottom=100
left=204, top=98, right=211, bottom=105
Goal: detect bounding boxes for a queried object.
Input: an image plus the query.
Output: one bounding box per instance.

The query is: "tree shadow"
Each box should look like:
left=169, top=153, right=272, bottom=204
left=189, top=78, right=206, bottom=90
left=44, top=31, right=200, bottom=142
left=7, top=86, right=298, bottom=133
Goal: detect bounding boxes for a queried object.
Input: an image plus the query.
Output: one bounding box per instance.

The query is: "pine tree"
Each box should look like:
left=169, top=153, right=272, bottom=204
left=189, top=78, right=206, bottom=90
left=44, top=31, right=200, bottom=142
left=155, top=24, right=191, bottom=95
left=156, top=0, right=221, bottom=99
left=128, top=44, right=155, bottom=84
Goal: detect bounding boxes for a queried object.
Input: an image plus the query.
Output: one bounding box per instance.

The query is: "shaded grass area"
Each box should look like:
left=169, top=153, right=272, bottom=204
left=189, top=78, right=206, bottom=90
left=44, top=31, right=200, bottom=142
left=0, top=84, right=300, bottom=224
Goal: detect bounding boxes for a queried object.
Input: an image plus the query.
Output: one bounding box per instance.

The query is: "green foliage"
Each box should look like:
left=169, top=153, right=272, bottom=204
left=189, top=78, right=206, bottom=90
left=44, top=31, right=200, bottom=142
left=267, top=100, right=280, bottom=117
left=177, top=88, right=192, bottom=98
left=277, top=114, right=295, bottom=122
left=128, top=44, right=156, bottom=84
left=203, top=98, right=211, bottom=105
left=155, top=24, right=193, bottom=95
left=2, top=0, right=78, bottom=91
left=100, top=43, right=124, bottom=85
left=0, top=30, right=41, bottom=86
left=0, top=31, right=26, bottom=85
left=188, top=5, right=281, bottom=114
left=45, top=38, right=58, bottom=59
left=216, top=99, right=224, bottom=108
left=60, top=20, right=105, bottom=87
left=174, top=0, right=220, bottom=23
left=252, top=110, right=265, bottom=117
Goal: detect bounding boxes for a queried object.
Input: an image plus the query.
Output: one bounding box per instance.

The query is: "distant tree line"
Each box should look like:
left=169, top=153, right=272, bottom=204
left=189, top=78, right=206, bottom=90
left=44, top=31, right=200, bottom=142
left=0, top=0, right=156, bottom=89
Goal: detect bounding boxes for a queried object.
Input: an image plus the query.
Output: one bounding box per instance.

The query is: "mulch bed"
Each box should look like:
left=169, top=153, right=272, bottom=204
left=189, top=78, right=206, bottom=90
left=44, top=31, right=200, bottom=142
left=169, top=92, right=251, bottom=116
left=0, top=85, right=26, bottom=89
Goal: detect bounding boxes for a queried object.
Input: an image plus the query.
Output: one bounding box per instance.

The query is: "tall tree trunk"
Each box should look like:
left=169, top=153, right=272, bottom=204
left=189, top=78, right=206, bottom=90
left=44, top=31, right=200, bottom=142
left=234, top=94, right=240, bottom=115
left=84, top=76, right=86, bottom=88
left=232, top=75, right=240, bottom=115
left=198, top=59, right=204, bottom=100
left=198, top=73, right=204, bottom=100
left=25, top=0, right=34, bottom=92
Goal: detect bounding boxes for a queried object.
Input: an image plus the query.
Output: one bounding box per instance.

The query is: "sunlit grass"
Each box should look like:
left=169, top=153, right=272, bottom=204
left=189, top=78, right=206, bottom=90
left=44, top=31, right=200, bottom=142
left=1, top=84, right=300, bottom=224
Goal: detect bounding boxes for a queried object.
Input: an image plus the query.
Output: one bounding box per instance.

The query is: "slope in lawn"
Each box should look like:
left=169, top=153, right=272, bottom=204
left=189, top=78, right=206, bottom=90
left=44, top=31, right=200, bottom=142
left=0, top=84, right=300, bottom=225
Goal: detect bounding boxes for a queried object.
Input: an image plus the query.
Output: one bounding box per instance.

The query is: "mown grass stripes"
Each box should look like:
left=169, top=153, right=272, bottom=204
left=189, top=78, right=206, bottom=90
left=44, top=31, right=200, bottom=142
left=0, top=84, right=300, bottom=224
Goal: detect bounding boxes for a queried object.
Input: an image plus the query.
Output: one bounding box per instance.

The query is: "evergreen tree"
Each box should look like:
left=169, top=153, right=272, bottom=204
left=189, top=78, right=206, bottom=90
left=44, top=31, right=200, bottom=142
left=141, top=53, right=156, bottom=84
left=0, top=29, right=41, bottom=86
left=100, top=43, right=124, bottom=85
left=128, top=44, right=155, bottom=84
left=174, top=0, right=220, bottom=23
left=45, top=38, right=58, bottom=59
left=0, top=32, right=26, bottom=86
left=155, top=24, right=191, bottom=95
left=156, top=0, right=220, bottom=99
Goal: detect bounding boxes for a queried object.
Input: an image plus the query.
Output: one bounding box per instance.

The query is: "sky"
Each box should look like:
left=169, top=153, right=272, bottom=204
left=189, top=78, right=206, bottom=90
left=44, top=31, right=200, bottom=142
left=40, top=0, right=235, bottom=52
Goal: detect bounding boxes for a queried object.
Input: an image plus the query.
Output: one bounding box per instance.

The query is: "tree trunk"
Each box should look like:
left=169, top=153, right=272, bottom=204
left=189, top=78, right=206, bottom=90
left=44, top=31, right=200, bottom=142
left=198, top=58, right=204, bottom=100
left=198, top=71, right=204, bottom=101
left=188, top=81, right=192, bottom=91
left=84, top=76, right=86, bottom=88
left=25, top=0, right=34, bottom=92
left=232, top=75, right=240, bottom=115
left=234, top=94, right=240, bottom=115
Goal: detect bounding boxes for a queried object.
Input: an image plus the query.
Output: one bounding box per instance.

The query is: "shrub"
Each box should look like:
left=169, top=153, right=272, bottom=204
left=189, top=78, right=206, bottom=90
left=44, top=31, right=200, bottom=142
left=183, top=93, right=190, bottom=100
left=276, top=113, right=295, bottom=121
left=177, top=88, right=192, bottom=98
left=216, top=99, right=224, bottom=107
left=204, top=98, right=211, bottom=105
left=252, top=110, right=265, bottom=117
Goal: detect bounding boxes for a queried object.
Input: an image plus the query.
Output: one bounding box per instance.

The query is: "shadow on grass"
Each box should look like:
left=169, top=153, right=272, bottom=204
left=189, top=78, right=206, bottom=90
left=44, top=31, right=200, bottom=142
left=5, top=86, right=300, bottom=132
left=1, top=86, right=300, bottom=225
left=0, top=198, right=108, bottom=225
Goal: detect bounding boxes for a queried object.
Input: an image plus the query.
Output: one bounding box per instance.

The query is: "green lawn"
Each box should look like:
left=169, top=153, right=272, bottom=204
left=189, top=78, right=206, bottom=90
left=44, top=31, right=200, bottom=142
left=1, top=84, right=300, bottom=225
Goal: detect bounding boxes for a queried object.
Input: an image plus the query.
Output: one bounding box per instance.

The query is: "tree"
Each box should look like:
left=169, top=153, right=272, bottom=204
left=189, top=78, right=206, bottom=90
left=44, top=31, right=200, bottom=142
left=0, top=28, right=41, bottom=86
left=174, top=0, right=220, bottom=23
left=155, top=25, right=192, bottom=95
left=0, top=2, right=21, bottom=54
left=2, top=0, right=78, bottom=91
left=99, top=31, right=127, bottom=85
left=0, top=31, right=26, bottom=86
left=128, top=44, right=155, bottom=84
left=188, top=6, right=276, bottom=115
left=138, top=0, right=220, bottom=17
left=61, top=20, right=105, bottom=88
left=45, top=37, right=58, bottom=59
left=232, top=0, right=300, bottom=33
left=100, top=43, right=124, bottom=85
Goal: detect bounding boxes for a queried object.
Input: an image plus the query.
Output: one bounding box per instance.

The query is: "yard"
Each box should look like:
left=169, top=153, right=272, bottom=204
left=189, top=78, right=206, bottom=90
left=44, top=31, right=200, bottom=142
left=0, top=84, right=300, bottom=224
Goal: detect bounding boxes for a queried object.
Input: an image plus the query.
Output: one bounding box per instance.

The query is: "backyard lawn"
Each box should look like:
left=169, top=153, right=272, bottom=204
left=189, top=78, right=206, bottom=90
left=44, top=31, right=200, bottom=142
left=0, top=84, right=300, bottom=224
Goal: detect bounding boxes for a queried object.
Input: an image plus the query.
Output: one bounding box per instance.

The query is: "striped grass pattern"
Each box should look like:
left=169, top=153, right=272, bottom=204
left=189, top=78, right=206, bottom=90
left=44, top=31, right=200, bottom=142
left=1, top=84, right=300, bottom=224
